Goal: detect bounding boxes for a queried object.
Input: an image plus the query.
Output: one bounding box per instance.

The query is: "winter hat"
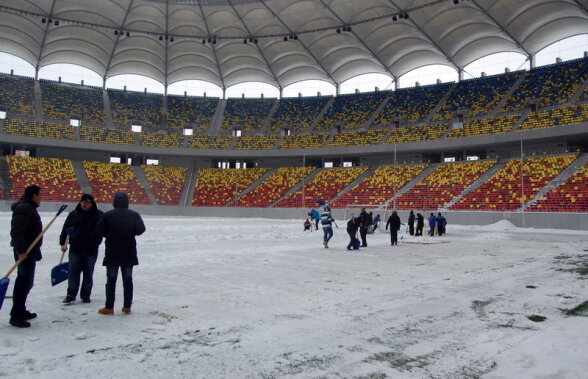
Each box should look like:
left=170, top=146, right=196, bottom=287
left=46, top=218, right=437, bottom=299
left=316, top=199, right=325, bottom=205
left=80, top=193, right=95, bottom=203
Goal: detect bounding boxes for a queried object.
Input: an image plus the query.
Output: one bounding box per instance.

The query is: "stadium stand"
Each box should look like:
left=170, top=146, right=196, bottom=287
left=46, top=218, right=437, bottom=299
left=79, top=126, right=135, bottom=145
left=372, top=83, right=452, bottom=126
left=386, top=123, right=448, bottom=143
left=501, top=58, right=588, bottom=112
left=527, top=161, right=588, bottom=212
left=519, top=104, right=588, bottom=130
left=314, top=91, right=387, bottom=130
left=451, top=154, right=578, bottom=211
left=222, top=98, right=275, bottom=132
left=140, top=131, right=183, bottom=148
left=208, top=135, right=233, bottom=149
left=267, top=96, right=330, bottom=132
left=40, top=80, right=105, bottom=124
left=141, top=165, right=188, bottom=205
left=192, top=167, right=269, bottom=206
left=3, top=118, right=76, bottom=140
left=0, top=73, right=34, bottom=116
left=236, top=167, right=316, bottom=207
left=166, top=95, right=217, bottom=131
left=447, top=115, right=520, bottom=139
left=188, top=135, right=210, bottom=149
left=274, top=167, right=368, bottom=208
left=279, top=134, right=329, bottom=149
left=234, top=135, right=279, bottom=150
left=395, top=160, right=497, bottom=210
left=83, top=160, right=151, bottom=204
left=327, top=129, right=388, bottom=147
left=330, top=164, right=429, bottom=208
left=6, top=155, right=83, bottom=202
left=108, top=89, right=163, bottom=129
left=433, top=72, right=520, bottom=120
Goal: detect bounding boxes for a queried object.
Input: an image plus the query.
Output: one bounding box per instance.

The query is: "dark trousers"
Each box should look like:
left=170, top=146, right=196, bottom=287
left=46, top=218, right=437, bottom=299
left=408, top=223, right=414, bottom=236
left=390, top=230, right=399, bottom=245
left=347, top=231, right=359, bottom=250
left=416, top=225, right=423, bottom=236
left=105, top=266, right=133, bottom=309
left=67, top=247, right=98, bottom=300
left=10, top=251, right=36, bottom=319
left=360, top=227, right=368, bottom=247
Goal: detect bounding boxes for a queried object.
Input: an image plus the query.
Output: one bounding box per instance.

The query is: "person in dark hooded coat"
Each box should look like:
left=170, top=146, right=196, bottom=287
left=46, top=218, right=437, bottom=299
left=59, top=193, right=103, bottom=304
left=415, top=213, right=424, bottom=236
left=9, top=185, right=43, bottom=328
left=96, top=192, right=145, bottom=315
left=386, top=210, right=402, bottom=246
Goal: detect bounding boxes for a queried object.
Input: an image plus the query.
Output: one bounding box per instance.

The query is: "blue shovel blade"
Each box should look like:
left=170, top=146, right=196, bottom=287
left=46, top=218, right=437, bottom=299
left=51, top=263, right=69, bottom=286
left=0, top=277, right=9, bottom=310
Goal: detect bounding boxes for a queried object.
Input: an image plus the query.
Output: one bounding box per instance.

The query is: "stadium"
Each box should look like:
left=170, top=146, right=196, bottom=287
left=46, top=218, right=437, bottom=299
left=1, top=1, right=588, bottom=377
left=0, top=0, right=587, bottom=229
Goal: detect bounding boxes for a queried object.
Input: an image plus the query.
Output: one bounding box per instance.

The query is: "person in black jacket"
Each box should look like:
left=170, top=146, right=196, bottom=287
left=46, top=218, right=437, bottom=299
left=408, top=210, right=415, bottom=236
left=415, top=213, right=424, bottom=236
left=96, top=192, right=146, bottom=315
left=9, top=185, right=43, bottom=328
left=346, top=216, right=360, bottom=250
left=386, top=210, right=402, bottom=245
left=358, top=208, right=371, bottom=247
left=59, top=194, right=103, bottom=304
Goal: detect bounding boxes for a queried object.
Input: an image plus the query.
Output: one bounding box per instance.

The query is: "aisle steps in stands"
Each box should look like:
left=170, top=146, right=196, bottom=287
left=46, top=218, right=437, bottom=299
left=72, top=160, right=92, bottom=195
left=209, top=99, right=226, bottom=132
left=0, top=156, right=12, bottom=200
left=103, top=90, right=114, bottom=127
left=569, top=77, right=588, bottom=104
left=444, top=160, right=507, bottom=210
left=424, top=83, right=455, bottom=124
left=226, top=168, right=277, bottom=207
left=384, top=163, right=438, bottom=208
left=328, top=166, right=378, bottom=205
left=132, top=166, right=157, bottom=204
left=308, top=97, right=335, bottom=133
left=260, top=101, right=279, bottom=133
left=366, top=97, right=390, bottom=129
left=33, top=81, right=43, bottom=121
left=510, top=109, right=530, bottom=132
left=269, top=167, right=320, bottom=208
left=494, top=73, right=527, bottom=115
left=181, top=167, right=198, bottom=206
left=520, top=153, right=588, bottom=211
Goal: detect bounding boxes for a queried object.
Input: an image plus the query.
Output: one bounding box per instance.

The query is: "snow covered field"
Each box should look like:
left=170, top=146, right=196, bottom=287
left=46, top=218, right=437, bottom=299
left=1, top=213, right=587, bottom=378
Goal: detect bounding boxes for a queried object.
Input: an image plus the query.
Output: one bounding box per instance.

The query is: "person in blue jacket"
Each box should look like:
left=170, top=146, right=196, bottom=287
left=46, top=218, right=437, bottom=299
left=317, top=199, right=334, bottom=248
left=308, top=208, right=320, bottom=231
left=428, top=213, right=437, bottom=236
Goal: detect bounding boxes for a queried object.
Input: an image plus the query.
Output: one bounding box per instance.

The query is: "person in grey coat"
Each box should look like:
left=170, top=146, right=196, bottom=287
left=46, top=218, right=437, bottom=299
left=96, top=192, right=145, bottom=315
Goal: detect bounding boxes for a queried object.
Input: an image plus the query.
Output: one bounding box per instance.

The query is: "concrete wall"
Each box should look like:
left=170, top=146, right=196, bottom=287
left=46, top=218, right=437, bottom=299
left=1, top=201, right=585, bottom=231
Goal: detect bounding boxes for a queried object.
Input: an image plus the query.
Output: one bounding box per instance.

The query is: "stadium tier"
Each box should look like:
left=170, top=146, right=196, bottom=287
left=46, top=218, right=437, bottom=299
left=0, top=73, right=34, bottom=116
left=330, top=164, right=429, bottom=208
left=40, top=80, right=105, bottom=124
left=166, top=95, right=217, bottom=131
left=527, top=161, right=588, bottom=212
left=222, top=98, right=275, bottom=132
left=83, top=160, right=151, bottom=205
left=192, top=167, right=269, bottom=206
left=315, top=91, right=387, bottom=130
left=395, top=160, right=497, bottom=210
left=141, top=165, right=188, bottom=205
left=108, top=89, right=163, bottom=129
left=268, top=97, right=330, bottom=132
left=279, top=134, right=329, bottom=149
left=6, top=155, right=83, bottom=202
left=274, top=167, right=368, bottom=208
left=236, top=167, right=316, bottom=207
left=450, top=155, right=578, bottom=211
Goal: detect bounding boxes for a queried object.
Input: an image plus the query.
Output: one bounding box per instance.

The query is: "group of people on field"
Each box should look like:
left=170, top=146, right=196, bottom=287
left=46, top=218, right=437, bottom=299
left=305, top=202, right=448, bottom=249
left=7, top=185, right=145, bottom=328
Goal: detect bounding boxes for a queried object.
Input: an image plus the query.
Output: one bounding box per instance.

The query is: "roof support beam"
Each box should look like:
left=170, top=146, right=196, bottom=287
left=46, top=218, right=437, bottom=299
left=103, top=0, right=135, bottom=89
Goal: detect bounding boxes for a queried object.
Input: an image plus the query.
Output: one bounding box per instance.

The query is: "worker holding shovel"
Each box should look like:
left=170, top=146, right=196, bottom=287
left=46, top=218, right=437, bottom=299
left=59, top=194, right=104, bottom=304
left=8, top=185, right=43, bottom=328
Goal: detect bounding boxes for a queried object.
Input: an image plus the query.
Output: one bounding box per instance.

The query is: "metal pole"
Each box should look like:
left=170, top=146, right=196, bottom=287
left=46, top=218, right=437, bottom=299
left=302, top=153, right=306, bottom=209
left=393, top=142, right=397, bottom=210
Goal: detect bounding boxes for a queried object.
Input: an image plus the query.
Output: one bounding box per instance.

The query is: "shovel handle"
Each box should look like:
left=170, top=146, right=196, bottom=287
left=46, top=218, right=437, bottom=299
left=3, top=204, right=67, bottom=279
left=59, top=236, right=69, bottom=265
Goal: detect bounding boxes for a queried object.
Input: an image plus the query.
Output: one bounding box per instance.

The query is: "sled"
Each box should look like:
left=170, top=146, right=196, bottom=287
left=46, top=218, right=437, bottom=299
left=0, top=205, right=67, bottom=310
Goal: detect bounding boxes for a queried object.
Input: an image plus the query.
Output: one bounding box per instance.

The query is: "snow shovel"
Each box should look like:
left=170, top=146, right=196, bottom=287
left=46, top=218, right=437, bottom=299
left=0, top=204, right=67, bottom=310
left=51, top=228, right=73, bottom=286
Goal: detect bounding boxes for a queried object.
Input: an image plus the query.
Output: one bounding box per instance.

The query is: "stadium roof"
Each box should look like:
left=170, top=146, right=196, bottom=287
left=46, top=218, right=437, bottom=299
left=0, top=0, right=587, bottom=90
